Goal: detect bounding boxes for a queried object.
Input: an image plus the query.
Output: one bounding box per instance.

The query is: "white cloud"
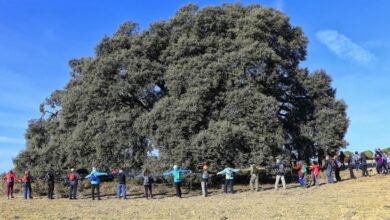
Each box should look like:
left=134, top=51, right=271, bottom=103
left=316, top=30, right=375, bottom=64
left=0, top=136, right=24, bottom=144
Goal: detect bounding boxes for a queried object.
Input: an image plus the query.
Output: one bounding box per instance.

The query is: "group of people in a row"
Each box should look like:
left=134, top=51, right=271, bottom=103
left=3, top=150, right=388, bottom=200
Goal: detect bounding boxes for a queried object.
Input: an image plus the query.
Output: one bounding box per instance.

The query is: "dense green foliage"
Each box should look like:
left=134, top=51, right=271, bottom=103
left=14, top=4, right=348, bottom=175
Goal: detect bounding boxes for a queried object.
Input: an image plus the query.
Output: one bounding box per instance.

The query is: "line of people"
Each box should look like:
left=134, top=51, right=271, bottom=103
left=2, top=150, right=388, bottom=201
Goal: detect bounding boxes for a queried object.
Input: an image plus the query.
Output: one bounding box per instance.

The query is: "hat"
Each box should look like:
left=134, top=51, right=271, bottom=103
left=203, top=165, right=208, bottom=170
left=173, top=165, right=178, bottom=170
left=92, top=167, right=96, bottom=172
left=70, top=168, right=74, bottom=172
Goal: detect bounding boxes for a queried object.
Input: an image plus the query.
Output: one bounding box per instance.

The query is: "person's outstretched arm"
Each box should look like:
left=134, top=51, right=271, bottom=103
left=162, top=170, right=172, bottom=176
left=232, top=168, right=240, bottom=173
left=217, top=169, right=225, bottom=175
left=179, top=169, right=191, bottom=174
left=96, top=172, right=108, bottom=176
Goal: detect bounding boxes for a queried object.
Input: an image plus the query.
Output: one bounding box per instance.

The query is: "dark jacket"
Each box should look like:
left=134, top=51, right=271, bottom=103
left=114, top=172, right=133, bottom=185
left=45, top=172, right=55, bottom=184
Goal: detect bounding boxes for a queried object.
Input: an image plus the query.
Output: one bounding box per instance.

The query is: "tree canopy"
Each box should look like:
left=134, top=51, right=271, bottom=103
left=14, top=3, right=348, bottom=174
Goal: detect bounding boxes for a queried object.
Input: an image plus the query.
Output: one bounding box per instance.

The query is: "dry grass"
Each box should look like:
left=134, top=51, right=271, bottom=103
left=1, top=169, right=390, bottom=220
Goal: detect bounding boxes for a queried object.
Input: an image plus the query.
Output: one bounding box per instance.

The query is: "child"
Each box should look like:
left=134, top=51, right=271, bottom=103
left=309, top=161, right=320, bottom=187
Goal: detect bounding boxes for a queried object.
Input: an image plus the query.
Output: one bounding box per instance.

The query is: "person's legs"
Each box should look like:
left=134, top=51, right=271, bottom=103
left=177, top=182, right=182, bottom=197
left=122, top=184, right=126, bottom=199
left=229, top=179, right=234, bottom=193
left=298, top=176, right=305, bottom=187
left=28, top=185, right=32, bottom=199
left=249, top=175, right=254, bottom=191
left=315, top=175, right=319, bottom=186
left=275, top=175, right=280, bottom=190
left=47, top=184, right=51, bottom=199
left=116, top=184, right=121, bottom=199
left=144, top=185, right=149, bottom=198
left=223, top=179, right=228, bottom=193
left=24, top=185, right=28, bottom=199
left=148, top=185, right=153, bottom=199
left=201, top=181, right=206, bottom=197
left=69, top=184, right=74, bottom=199
left=281, top=176, right=286, bottom=189
left=96, top=184, right=101, bottom=200
left=91, top=184, right=96, bottom=200
left=255, top=175, right=259, bottom=191
left=7, top=183, right=13, bottom=198
left=349, top=166, right=355, bottom=178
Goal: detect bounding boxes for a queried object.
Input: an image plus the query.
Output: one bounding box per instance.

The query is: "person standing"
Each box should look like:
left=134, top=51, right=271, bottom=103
left=217, top=164, right=240, bottom=194
left=347, top=154, right=356, bottom=179
left=112, top=169, right=133, bottom=200
left=45, top=169, right=56, bottom=199
left=21, top=171, right=33, bottom=199
left=360, top=153, right=369, bottom=177
left=198, top=165, right=212, bottom=197
left=292, top=160, right=305, bottom=188
left=309, top=161, right=320, bottom=187
left=135, top=168, right=155, bottom=199
left=323, top=156, right=334, bottom=184
left=67, top=168, right=80, bottom=199
left=242, top=163, right=265, bottom=192
left=162, top=165, right=191, bottom=198
left=270, top=159, right=286, bottom=190
left=2, top=170, right=18, bottom=199
left=85, top=167, right=108, bottom=200
left=333, top=155, right=342, bottom=182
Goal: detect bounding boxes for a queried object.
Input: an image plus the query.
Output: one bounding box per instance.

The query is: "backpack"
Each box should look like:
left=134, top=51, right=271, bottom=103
left=90, top=173, right=98, bottom=182
left=301, top=164, right=307, bottom=174
left=69, top=173, right=76, bottom=181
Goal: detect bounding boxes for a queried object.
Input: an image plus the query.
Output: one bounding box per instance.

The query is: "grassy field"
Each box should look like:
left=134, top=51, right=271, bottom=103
left=1, top=169, right=390, bottom=220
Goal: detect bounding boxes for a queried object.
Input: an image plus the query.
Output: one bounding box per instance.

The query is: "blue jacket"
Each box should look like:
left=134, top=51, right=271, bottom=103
left=85, top=170, right=108, bottom=185
left=162, top=169, right=190, bottom=183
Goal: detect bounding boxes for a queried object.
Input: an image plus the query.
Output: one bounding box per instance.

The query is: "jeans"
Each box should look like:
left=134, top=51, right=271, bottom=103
left=24, top=184, right=32, bottom=199
left=355, top=162, right=361, bottom=171
left=6, top=182, right=14, bottom=198
left=144, top=185, right=152, bottom=198
left=201, top=180, right=208, bottom=197
left=69, top=183, right=78, bottom=199
left=298, top=176, right=305, bottom=187
left=47, top=182, right=55, bottom=199
left=174, top=182, right=182, bottom=197
left=249, top=175, right=259, bottom=191
left=91, top=184, right=100, bottom=200
left=224, top=179, right=234, bottom=193
left=117, top=184, right=126, bottom=199
left=326, top=170, right=333, bottom=183
left=275, top=175, right=286, bottom=190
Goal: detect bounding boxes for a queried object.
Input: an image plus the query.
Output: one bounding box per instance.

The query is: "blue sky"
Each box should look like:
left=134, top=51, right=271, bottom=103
left=1, top=0, right=389, bottom=172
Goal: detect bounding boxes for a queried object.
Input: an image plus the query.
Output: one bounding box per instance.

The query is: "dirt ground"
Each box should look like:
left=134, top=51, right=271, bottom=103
left=1, top=169, right=390, bottom=220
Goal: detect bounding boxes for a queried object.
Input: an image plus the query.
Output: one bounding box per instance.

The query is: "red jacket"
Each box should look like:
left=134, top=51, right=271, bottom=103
left=293, top=162, right=304, bottom=177
left=309, top=165, right=320, bottom=176
left=3, top=172, right=18, bottom=183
